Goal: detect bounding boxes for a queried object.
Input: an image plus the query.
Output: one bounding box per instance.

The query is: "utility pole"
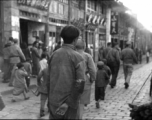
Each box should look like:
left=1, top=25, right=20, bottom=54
left=45, top=2, right=51, bottom=47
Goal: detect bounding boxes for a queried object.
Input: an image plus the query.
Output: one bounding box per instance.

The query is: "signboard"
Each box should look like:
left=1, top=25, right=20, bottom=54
left=17, top=0, right=50, bottom=10
left=12, top=16, right=19, bottom=27
left=110, top=12, right=118, bottom=35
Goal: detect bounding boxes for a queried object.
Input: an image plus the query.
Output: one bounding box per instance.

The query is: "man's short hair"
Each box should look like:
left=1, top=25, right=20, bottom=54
left=76, top=39, right=85, bottom=50
left=41, top=53, right=47, bottom=59
left=9, top=37, right=14, bottom=41
left=17, top=63, right=24, bottom=69
left=60, top=25, right=80, bottom=44
left=107, top=42, right=111, bottom=46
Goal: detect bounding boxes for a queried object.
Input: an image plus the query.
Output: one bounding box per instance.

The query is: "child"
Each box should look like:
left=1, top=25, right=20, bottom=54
left=101, top=59, right=111, bottom=77
left=95, top=61, right=110, bottom=108
left=37, top=67, right=49, bottom=117
left=22, top=59, right=32, bottom=88
left=12, top=63, right=30, bottom=102
left=39, top=53, right=48, bottom=71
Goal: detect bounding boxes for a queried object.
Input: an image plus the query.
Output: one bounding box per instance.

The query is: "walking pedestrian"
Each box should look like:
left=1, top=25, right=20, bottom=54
left=76, top=39, right=96, bottom=119
left=98, top=45, right=104, bottom=61
left=48, top=25, right=85, bottom=119
left=31, top=41, right=41, bottom=76
left=146, top=50, right=150, bottom=63
left=102, top=42, right=112, bottom=60
left=95, top=61, right=110, bottom=108
left=138, top=49, right=142, bottom=64
left=37, top=67, right=49, bottom=117
left=106, top=42, right=120, bottom=88
left=2, top=42, right=12, bottom=83
left=121, top=41, right=137, bottom=89
left=9, top=39, right=26, bottom=86
left=12, top=63, right=30, bottom=102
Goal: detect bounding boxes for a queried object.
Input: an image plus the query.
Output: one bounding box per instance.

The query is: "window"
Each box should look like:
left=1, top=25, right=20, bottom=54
left=59, top=0, right=68, bottom=4
left=59, top=4, right=64, bottom=14
left=87, top=0, right=96, bottom=11
left=50, top=1, right=58, bottom=13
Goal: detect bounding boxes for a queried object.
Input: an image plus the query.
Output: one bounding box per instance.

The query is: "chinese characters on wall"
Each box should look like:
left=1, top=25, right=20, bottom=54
left=110, top=12, right=118, bottom=35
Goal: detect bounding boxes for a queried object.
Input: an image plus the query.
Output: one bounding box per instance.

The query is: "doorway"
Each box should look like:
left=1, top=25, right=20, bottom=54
left=20, top=19, right=28, bottom=47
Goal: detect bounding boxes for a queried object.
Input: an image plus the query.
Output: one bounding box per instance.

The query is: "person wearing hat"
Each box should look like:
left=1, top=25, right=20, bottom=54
left=95, top=61, right=110, bottom=108
left=106, top=42, right=121, bottom=88
left=48, top=25, right=85, bottom=119
left=75, top=38, right=96, bottom=118
left=121, top=41, right=137, bottom=89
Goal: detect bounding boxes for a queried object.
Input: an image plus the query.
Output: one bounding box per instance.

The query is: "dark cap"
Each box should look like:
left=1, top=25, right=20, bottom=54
left=97, top=61, right=104, bottom=69
left=60, top=25, right=80, bottom=44
left=9, top=37, right=14, bottom=41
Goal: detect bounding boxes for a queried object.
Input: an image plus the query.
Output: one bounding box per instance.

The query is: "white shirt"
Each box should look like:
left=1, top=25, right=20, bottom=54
left=39, top=59, right=48, bottom=71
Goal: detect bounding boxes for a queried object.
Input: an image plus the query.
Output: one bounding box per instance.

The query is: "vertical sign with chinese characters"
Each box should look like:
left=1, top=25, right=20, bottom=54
left=110, top=12, right=118, bottom=35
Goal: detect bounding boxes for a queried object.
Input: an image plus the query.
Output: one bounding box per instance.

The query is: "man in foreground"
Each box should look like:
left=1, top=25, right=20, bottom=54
left=48, top=25, right=85, bottom=119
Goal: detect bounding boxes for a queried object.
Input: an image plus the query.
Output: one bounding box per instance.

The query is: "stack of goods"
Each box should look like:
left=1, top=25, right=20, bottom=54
left=129, top=103, right=152, bottom=120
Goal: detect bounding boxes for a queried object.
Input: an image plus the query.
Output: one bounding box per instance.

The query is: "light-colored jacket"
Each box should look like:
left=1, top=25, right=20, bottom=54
left=9, top=44, right=26, bottom=64
left=77, top=50, right=96, bottom=90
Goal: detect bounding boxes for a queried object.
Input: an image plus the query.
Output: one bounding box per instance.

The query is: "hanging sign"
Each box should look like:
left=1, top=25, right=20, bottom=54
left=110, top=12, right=118, bottom=35
left=17, top=0, right=50, bottom=10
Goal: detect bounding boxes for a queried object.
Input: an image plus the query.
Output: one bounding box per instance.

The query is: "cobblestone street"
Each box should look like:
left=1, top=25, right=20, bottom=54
left=0, top=61, right=152, bottom=119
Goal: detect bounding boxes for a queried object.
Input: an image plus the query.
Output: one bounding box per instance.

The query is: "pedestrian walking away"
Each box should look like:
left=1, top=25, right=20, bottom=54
left=95, top=61, right=110, bottom=108
left=48, top=25, right=85, bottom=119
left=121, top=41, right=137, bottom=89
left=76, top=38, right=96, bottom=119
left=102, top=42, right=112, bottom=60
left=106, top=42, right=120, bottom=88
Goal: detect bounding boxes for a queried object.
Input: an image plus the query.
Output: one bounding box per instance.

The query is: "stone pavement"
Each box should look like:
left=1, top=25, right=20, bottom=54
left=82, top=62, right=152, bottom=120
left=0, top=60, right=152, bottom=119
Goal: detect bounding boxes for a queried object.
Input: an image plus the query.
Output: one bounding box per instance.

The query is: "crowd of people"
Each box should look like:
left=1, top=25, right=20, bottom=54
left=1, top=25, right=148, bottom=119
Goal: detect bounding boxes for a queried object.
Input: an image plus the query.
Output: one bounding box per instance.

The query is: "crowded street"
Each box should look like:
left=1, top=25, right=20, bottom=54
left=0, top=0, right=152, bottom=120
left=0, top=59, right=151, bottom=120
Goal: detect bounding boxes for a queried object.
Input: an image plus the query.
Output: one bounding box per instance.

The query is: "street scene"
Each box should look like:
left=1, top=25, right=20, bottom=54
left=0, top=0, right=152, bottom=120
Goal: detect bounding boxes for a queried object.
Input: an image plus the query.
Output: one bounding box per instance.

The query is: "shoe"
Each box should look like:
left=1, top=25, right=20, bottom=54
left=24, top=97, right=30, bottom=100
left=124, top=83, right=129, bottom=89
left=40, top=109, right=45, bottom=117
left=96, top=102, right=100, bottom=109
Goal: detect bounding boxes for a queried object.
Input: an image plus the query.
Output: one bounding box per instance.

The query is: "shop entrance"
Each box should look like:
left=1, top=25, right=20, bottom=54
left=20, top=19, right=28, bottom=47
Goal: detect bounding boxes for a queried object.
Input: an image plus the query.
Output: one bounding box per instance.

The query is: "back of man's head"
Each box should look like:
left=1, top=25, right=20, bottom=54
left=60, top=25, right=80, bottom=44
left=76, top=39, right=85, bottom=50
left=107, top=42, right=111, bottom=47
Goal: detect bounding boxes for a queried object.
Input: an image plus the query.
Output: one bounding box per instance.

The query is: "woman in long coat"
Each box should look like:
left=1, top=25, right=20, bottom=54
left=76, top=39, right=96, bottom=119
left=31, top=41, right=41, bottom=76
